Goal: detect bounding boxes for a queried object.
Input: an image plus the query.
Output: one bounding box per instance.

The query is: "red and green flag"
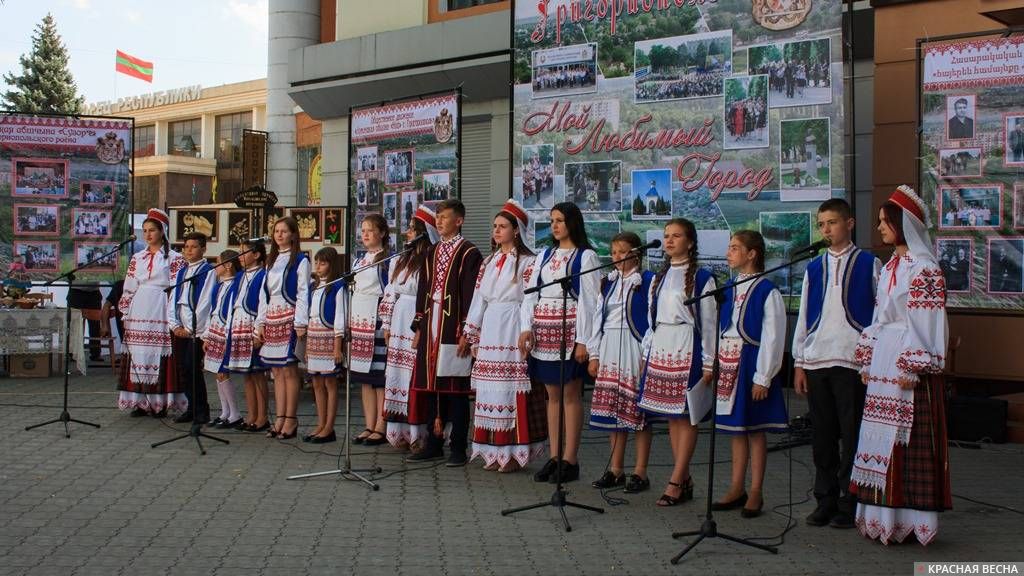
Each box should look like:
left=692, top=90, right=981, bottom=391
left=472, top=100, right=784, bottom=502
left=115, top=50, right=153, bottom=83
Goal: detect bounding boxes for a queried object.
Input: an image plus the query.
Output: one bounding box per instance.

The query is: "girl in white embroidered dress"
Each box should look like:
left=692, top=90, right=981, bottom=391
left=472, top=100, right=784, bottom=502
left=519, top=202, right=601, bottom=483
left=380, top=215, right=434, bottom=450
left=343, top=214, right=389, bottom=446
left=202, top=249, right=242, bottom=428
left=117, top=213, right=187, bottom=415
left=255, top=217, right=310, bottom=440
left=462, top=206, right=545, bottom=473
left=850, top=190, right=950, bottom=546
left=228, top=240, right=269, bottom=432
left=304, top=247, right=344, bottom=444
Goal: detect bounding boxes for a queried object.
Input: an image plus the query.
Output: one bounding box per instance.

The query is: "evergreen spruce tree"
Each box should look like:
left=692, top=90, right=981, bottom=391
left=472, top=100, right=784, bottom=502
left=2, top=13, right=84, bottom=114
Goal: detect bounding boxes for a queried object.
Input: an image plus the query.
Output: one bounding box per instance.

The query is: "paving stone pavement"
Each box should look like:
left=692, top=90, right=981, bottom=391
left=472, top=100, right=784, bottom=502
left=1, top=369, right=1022, bottom=576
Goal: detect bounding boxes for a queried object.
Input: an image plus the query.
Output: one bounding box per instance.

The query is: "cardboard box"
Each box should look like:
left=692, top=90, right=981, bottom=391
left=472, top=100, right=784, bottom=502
left=10, top=354, right=50, bottom=378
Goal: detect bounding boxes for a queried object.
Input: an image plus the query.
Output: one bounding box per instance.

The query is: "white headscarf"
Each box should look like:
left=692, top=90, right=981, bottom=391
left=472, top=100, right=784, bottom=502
left=888, top=185, right=936, bottom=265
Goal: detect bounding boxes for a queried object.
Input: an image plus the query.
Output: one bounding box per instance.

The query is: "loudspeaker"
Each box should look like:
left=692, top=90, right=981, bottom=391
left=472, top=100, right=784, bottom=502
left=948, top=396, right=1008, bottom=444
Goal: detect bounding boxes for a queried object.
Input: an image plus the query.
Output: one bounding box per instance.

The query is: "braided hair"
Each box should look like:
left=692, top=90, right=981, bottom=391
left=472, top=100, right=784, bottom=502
left=651, top=218, right=700, bottom=301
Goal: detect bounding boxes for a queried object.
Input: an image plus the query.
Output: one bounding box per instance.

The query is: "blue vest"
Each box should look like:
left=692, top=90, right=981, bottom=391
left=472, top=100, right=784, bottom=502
left=805, top=248, right=876, bottom=333
left=232, top=268, right=266, bottom=317
left=719, top=277, right=777, bottom=346
left=264, top=252, right=310, bottom=307
left=535, top=246, right=588, bottom=299
left=211, top=277, right=235, bottom=325
left=599, top=270, right=654, bottom=342
left=651, top=266, right=714, bottom=337
left=308, top=280, right=344, bottom=329
left=172, top=260, right=213, bottom=325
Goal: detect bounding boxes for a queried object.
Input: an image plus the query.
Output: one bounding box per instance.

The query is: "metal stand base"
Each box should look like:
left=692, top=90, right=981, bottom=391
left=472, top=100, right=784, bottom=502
left=501, top=486, right=604, bottom=532
left=151, top=422, right=229, bottom=456
left=25, top=410, right=100, bottom=439
left=671, top=517, right=778, bottom=563
left=287, top=463, right=381, bottom=490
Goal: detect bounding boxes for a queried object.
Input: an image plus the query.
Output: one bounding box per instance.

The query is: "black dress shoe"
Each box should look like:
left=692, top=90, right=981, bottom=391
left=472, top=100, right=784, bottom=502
left=405, top=448, right=444, bottom=463
left=623, top=474, right=651, bottom=494
left=363, top=432, right=387, bottom=446
left=533, top=458, right=559, bottom=482
left=219, top=418, right=244, bottom=430
left=129, top=408, right=148, bottom=418
left=549, top=461, right=579, bottom=483
left=174, top=412, right=194, bottom=424
left=806, top=503, right=837, bottom=526
left=829, top=511, right=855, bottom=529
left=591, top=470, right=625, bottom=489
left=445, top=450, right=468, bottom=467
left=711, top=492, right=748, bottom=511
left=151, top=409, right=167, bottom=419
left=741, top=502, right=764, bottom=518
left=210, top=417, right=226, bottom=427
left=310, top=431, right=337, bottom=444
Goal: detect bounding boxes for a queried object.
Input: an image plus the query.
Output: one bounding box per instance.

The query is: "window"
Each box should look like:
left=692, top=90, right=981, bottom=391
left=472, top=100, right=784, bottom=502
left=445, top=0, right=502, bottom=9
left=134, top=125, right=155, bottom=157
left=133, top=175, right=159, bottom=211
left=429, top=0, right=506, bottom=21
left=167, top=118, right=202, bottom=157
left=215, top=112, right=253, bottom=201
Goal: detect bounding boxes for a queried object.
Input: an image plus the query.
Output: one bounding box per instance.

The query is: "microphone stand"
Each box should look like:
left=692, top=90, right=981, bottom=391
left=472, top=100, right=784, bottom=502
left=669, top=248, right=820, bottom=563
left=287, top=244, right=418, bottom=488
left=25, top=236, right=135, bottom=437
left=151, top=248, right=256, bottom=454
left=501, top=248, right=647, bottom=531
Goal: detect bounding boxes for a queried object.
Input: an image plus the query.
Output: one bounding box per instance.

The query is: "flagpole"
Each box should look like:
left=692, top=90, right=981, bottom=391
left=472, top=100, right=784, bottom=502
left=112, top=50, right=118, bottom=103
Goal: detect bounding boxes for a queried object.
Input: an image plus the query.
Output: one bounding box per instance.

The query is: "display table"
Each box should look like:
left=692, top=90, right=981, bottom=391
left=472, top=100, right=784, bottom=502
left=0, top=308, right=86, bottom=375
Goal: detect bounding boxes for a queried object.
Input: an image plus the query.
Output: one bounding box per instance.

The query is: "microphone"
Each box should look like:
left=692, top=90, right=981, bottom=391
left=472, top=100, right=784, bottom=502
left=245, top=236, right=270, bottom=243
left=631, top=239, right=662, bottom=252
left=407, top=233, right=427, bottom=245
left=792, top=238, right=830, bottom=255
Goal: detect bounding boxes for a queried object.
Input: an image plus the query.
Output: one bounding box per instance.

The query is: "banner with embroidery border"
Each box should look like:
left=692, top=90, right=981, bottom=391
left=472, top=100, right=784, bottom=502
left=0, top=112, right=133, bottom=285
left=512, top=0, right=846, bottom=308
left=348, top=91, right=460, bottom=261
left=920, top=33, right=1024, bottom=311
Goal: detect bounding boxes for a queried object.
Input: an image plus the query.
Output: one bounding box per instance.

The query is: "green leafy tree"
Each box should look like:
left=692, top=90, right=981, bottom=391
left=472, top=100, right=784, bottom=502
left=2, top=13, right=84, bottom=114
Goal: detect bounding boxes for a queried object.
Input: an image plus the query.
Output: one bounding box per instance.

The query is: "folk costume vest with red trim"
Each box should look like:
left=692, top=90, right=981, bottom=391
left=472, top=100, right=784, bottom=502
left=805, top=248, right=875, bottom=334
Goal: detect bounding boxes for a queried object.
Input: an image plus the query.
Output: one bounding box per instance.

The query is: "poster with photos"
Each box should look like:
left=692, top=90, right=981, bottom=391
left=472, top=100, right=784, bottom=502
left=921, top=34, right=1024, bottom=310
left=349, top=92, right=459, bottom=257
left=512, top=1, right=845, bottom=307
left=1, top=114, right=132, bottom=280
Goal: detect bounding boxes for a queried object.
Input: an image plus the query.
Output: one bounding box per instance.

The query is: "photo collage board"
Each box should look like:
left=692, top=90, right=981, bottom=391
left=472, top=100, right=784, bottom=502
left=348, top=92, right=459, bottom=260
left=920, top=34, right=1024, bottom=310
left=512, top=0, right=846, bottom=304
left=168, top=205, right=346, bottom=268
left=0, top=114, right=133, bottom=282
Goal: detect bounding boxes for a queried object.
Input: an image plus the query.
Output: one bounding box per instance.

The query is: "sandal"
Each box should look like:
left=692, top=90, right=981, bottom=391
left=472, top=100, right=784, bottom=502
left=352, top=428, right=373, bottom=445
left=656, top=478, right=694, bottom=507
left=277, top=416, right=298, bottom=440
left=363, top=431, right=387, bottom=446
left=266, top=415, right=284, bottom=438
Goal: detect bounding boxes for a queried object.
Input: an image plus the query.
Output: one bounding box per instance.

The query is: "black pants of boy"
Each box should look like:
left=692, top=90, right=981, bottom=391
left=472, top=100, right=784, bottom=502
left=423, top=394, right=470, bottom=455
left=806, top=366, right=866, bottom=512
left=174, top=335, right=209, bottom=421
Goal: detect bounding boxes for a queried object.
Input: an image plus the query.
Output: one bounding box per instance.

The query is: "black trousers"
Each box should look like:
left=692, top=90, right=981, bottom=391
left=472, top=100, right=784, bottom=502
left=175, top=335, right=209, bottom=419
left=806, top=366, right=865, bottom=511
left=68, top=288, right=102, bottom=358
left=424, top=394, right=470, bottom=454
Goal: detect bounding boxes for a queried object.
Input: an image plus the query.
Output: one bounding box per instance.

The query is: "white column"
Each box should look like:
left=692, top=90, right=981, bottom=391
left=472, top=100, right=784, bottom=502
left=201, top=113, right=217, bottom=160
left=155, top=121, right=169, bottom=155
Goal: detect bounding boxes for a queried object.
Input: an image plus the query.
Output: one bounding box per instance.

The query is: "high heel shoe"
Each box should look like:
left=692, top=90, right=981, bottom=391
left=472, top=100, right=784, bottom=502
left=277, top=416, right=298, bottom=440
left=656, top=477, right=693, bottom=507
left=266, top=415, right=284, bottom=438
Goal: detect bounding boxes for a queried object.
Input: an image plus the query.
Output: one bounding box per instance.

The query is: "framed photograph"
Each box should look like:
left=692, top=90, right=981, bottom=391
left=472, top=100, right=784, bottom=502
left=14, top=241, right=60, bottom=272
left=938, top=147, right=982, bottom=179
left=323, top=208, right=345, bottom=246
left=532, top=42, right=598, bottom=99
left=750, top=37, right=832, bottom=109
left=13, top=204, right=60, bottom=236
left=422, top=171, right=451, bottom=202
left=226, top=210, right=252, bottom=247
left=946, top=95, right=976, bottom=141
left=936, top=237, right=973, bottom=294
left=356, top=146, right=378, bottom=172
left=71, top=208, right=112, bottom=238
left=367, top=177, right=381, bottom=205
left=75, top=241, right=119, bottom=272
left=383, top=149, right=414, bottom=186
left=290, top=208, right=322, bottom=242
left=939, top=184, right=1002, bottom=229
left=1014, top=184, right=1024, bottom=230
left=521, top=144, right=557, bottom=210
left=1004, top=114, right=1024, bottom=167
left=383, top=192, right=398, bottom=227
left=79, top=180, right=117, bottom=206
left=987, top=237, right=1024, bottom=294
left=176, top=209, right=219, bottom=242
left=400, top=191, right=420, bottom=231
left=779, top=117, right=831, bottom=201
left=629, top=169, right=673, bottom=220
left=564, top=160, right=622, bottom=213
left=759, top=211, right=813, bottom=295
left=723, top=75, right=770, bottom=150
left=11, top=158, right=69, bottom=198
left=355, top=178, right=368, bottom=206
left=634, top=30, right=732, bottom=103
left=262, top=207, right=285, bottom=239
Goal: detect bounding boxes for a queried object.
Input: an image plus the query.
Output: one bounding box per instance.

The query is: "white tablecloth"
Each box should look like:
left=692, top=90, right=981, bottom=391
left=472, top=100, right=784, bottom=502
left=0, top=308, right=86, bottom=375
